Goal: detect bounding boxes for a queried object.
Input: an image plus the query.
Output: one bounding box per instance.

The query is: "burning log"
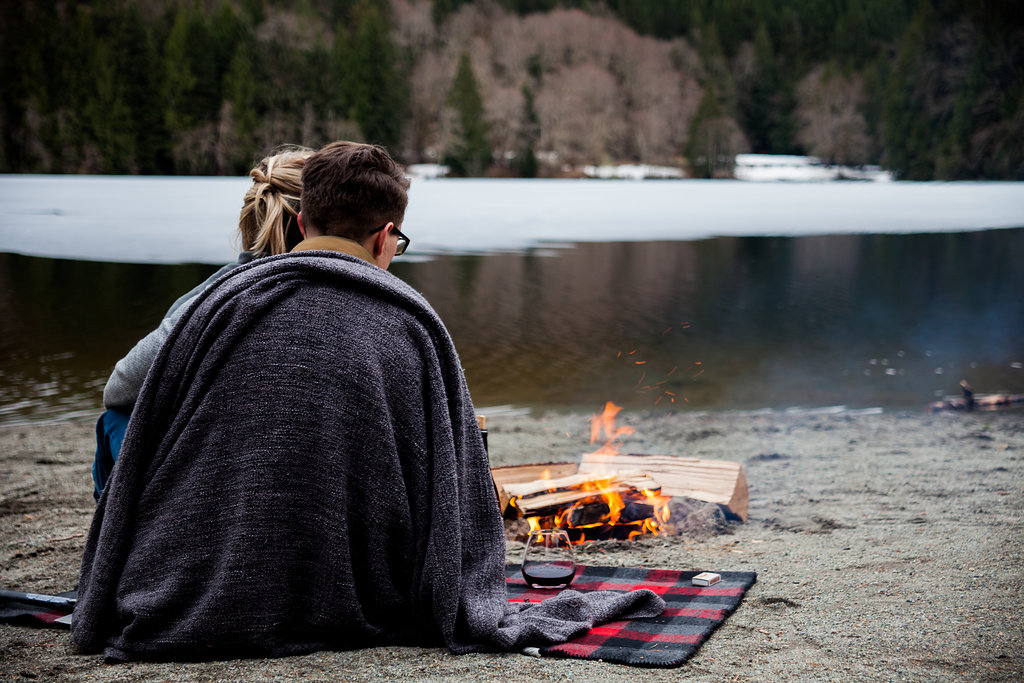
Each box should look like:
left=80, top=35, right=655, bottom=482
left=563, top=524, right=648, bottom=543
left=566, top=500, right=611, bottom=527
left=502, top=471, right=663, bottom=519
left=578, top=452, right=749, bottom=522
left=620, top=500, right=656, bottom=524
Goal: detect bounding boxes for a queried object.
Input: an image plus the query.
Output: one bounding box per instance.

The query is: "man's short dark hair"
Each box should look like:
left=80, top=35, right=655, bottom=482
left=300, top=142, right=410, bottom=241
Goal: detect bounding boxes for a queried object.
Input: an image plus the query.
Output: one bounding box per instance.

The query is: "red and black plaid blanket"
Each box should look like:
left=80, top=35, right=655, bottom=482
left=3, top=566, right=755, bottom=667
left=505, top=564, right=757, bottom=668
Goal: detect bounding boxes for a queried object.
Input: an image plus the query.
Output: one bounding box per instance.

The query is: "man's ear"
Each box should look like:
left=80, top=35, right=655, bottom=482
left=297, top=212, right=306, bottom=238
left=372, top=221, right=393, bottom=257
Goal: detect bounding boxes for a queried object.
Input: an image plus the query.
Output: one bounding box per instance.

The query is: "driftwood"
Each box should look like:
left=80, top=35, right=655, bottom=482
left=578, top=452, right=748, bottom=522
left=928, top=380, right=1024, bottom=413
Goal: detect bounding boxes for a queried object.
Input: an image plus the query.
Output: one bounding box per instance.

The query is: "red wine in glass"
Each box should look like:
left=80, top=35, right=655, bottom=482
left=522, top=562, right=576, bottom=588
left=522, top=529, right=576, bottom=588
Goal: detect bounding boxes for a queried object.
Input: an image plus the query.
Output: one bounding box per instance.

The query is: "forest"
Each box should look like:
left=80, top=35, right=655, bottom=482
left=1, top=0, right=1021, bottom=180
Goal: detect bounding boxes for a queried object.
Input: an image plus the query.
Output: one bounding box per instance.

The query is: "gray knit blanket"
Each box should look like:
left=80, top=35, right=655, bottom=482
left=72, top=252, right=663, bottom=661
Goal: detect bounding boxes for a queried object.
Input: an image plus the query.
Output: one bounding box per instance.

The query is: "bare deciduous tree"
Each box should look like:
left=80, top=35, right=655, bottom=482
left=796, top=64, right=872, bottom=165
left=537, top=63, right=627, bottom=166
left=392, top=0, right=738, bottom=174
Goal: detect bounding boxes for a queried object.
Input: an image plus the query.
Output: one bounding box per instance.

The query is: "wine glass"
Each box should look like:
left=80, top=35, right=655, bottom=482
left=522, top=529, right=577, bottom=589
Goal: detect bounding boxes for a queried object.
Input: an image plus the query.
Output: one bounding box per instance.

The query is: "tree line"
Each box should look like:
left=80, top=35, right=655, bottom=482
left=1, top=0, right=1021, bottom=179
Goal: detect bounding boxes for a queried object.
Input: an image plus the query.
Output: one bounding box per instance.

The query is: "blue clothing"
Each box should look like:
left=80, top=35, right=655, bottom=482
left=93, top=408, right=130, bottom=501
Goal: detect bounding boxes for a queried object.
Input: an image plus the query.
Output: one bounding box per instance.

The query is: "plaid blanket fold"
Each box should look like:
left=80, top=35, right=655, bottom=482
left=0, top=591, right=76, bottom=629
left=505, top=564, right=757, bottom=668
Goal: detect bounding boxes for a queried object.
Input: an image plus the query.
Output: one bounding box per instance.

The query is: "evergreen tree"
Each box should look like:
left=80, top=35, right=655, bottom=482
left=240, top=0, right=266, bottom=26
left=345, top=2, right=407, bottom=151
left=328, top=0, right=360, bottom=26
left=1, top=1, right=62, bottom=171
left=223, top=43, right=261, bottom=153
left=53, top=3, right=162, bottom=173
left=882, top=2, right=937, bottom=179
left=935, top=39, right=987, bottom=179
left=686, top=84, right=738, bottom=178
left=83, top=40, right=136, bottom=173
left=110, top=2, right=169, bottom=173
left=445, top=52, right=490, bottom=176
left=301, top=39, right=334, bottom=144
left=833, top=0, right=869, bottom=67
left=162, top=5, right=199, bottom=134
left=739, top=23, right=786, bottom=153
left=515, top=85, right=539, bottom=177
left=330, top=22, right=352, bottom=118
left=695, top=20, right=741, bottom=122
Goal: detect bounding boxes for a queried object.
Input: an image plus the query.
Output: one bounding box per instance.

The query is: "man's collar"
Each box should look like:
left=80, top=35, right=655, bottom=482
left=290, top=235, right=375, bottom=265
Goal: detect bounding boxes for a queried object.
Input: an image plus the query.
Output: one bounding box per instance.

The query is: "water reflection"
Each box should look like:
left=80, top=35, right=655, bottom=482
left=1, top=229, right=1022, bottom=423
left=0, top=255, right=221, bottom=423
left=393, top=229, right=1024, bottom=412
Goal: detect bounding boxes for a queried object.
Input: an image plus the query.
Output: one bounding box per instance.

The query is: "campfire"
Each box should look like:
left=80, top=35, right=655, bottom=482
left=491, top=403, right=749, bottom=545
left=507, top=403, right=670, bottom=543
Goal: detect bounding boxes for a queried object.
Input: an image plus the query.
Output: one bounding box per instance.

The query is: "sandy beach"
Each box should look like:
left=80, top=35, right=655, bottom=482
left=2, top=409, right=1022, bottom=681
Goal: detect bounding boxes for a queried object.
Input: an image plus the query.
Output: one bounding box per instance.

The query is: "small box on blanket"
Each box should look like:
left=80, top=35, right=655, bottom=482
left=691, top=572, right=721, bottom=586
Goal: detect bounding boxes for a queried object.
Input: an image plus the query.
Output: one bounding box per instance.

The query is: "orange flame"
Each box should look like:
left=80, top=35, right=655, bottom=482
left=589, top=401, right=635, bottom=455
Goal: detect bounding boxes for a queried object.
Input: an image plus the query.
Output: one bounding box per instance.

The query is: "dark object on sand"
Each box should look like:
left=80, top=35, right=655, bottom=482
left=928, top=380, right=1024, bottom=413
left=0, top=589, right=76, bottom=610
left=0, top=589, right=76, bottom=629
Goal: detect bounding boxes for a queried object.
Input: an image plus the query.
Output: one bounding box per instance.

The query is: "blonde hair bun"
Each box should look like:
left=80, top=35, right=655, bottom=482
left=238, top=146, right=314, bottom=257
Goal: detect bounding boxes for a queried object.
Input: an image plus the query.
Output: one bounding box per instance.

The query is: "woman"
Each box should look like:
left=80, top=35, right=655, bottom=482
left=92, top=146, right=313, bottom=499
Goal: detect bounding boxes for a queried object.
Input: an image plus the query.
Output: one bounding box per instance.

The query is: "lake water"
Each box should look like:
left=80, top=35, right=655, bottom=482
left=1, top=176, right=1023, bottom=423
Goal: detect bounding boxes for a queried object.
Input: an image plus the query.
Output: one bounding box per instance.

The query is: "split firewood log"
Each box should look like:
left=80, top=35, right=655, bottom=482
left=490, top=462, right=579, bottom=513
left=578, top=452, right=748, bottom=521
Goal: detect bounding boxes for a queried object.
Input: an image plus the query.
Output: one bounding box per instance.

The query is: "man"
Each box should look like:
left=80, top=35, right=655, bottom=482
left=291, top=141, right=411, bottom=269
left=72, top=142, right=661, bottom=662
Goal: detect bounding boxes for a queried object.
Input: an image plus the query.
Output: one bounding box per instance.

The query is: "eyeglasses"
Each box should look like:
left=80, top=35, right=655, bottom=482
left=370, top=223, right=410, bottom=256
